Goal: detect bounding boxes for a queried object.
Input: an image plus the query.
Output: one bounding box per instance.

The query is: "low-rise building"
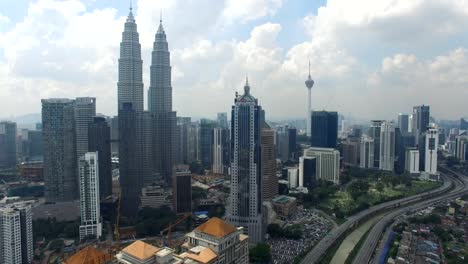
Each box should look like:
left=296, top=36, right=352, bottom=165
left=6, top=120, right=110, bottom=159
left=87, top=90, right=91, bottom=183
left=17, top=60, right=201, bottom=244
left=271, top=195, right=297, bottom=219
left=140, top=185, right=170, bottom=209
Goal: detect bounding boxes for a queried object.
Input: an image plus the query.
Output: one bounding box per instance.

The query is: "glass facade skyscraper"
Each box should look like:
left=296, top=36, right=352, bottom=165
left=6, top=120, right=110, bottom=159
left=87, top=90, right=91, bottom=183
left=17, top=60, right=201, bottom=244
left=311, top=111, right=338, bottom=148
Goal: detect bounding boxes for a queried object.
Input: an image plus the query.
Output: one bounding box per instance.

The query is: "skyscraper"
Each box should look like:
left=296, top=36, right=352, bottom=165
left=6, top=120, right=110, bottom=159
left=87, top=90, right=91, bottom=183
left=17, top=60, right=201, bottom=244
left=305, top=61, right=314, bottom=137
left=118, top=6, right=144, bottom=218
left=42, top=98, right=77, bottom=202
left=342, top=138, right=360, bottom=167
left=412, top=105, right=430, bottom=143
left=303, top=147, right=340, bottom=184
left=397, top=113, right=409, bottom=134
left=311, top=111, right=338, bottom=148
left=0, top=121, right=17, bottom=169
left=176, top=117, right=191, bottom=164
left=88, top=117, right=112, bottom=199
left=424, top=127, right=438, bottom=175
left=379, top=121, right=395, bottom=171
left=74, top=97, right=96, bottom=162
left=369, top=120, right=383, bottom=168
left=199, top=119, right=216, bottom=168
left=227, top=79, right=264, bottom=244
left=173, top=170, right=192, bottom=215
left=261, top=123, right=277, bottom=202
left=78, top=152, right=102, bottom=240
left=0, top=202, right=33, bottom=264
left=217, top=112, right=229, bottom=129
left=360, top=136, right=374, bottom=169
left=148, top=17, right=176, bottom=184
left=212, top=127, right=229, bottom=175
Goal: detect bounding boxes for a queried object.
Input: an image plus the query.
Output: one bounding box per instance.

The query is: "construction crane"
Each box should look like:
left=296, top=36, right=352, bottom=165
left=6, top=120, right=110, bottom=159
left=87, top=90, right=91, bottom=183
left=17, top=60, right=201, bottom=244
left=160, top=214, right=191, bottom=248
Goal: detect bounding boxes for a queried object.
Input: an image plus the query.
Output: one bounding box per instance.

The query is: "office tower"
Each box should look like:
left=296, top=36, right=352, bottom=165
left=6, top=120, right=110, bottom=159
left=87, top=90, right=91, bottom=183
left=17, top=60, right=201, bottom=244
left=369, top=120, right=383, bottom=168
left=305, top=61, right=314, bottom=137
left=217, top=112, right=229, bottom=129
left=397, top=113, right=409, bottom=133
left=42, top=98, right=77, bottom=202
left=412, top=105, right=430, bottom=143
left=379, top=121, right=395, bottom=171
left=78, top=152, right=102, bottom=240
left=277, top=125, right=290, bottom=161
left=118, top=103, right=142, bottom=218
left=311, top=111, right=338, bottom=148
left=261, top=125, right=278, bottom=202
left=141, top=111, right=155, bottom=185
left=455, top=133, right=468, bottom=161
left=227, top=79, right=264, bottom=244
left=118, top=6, right=144, bottom=218
left=0, top=121, right=17, bottom=169
left=117, top=7, right=143, bottom=113
left=176, top=117, right=191, bottom=164
left=148, top=17, right=176, bottom=185
left=342, top=138, right=360, bottom=166
left=438, top=128, right=446, bottom=146
left=173, top=170, right=192, bottom=215
left=287, top=167, right=299, bottom=188
left=27, top=130, right=42, bottom=160
left=199, top=119, right=216, bottom=168
left=212, top=127, right=229, bottom=175
left=0, top=202, right=33, bottom=264
left=395, top=129, right=415, bottom=174
left=88, top=117, right=112, bottom=199
left=408, top=114, right=413, bottom=133
left=289, top=128, right=297, bottom=158
left=349, top=126, right=363, bottom=139
left=424, top=127, right=438, bottom=174
left=109, top=116, right=119, bottom=155
left=187, top=122, right=200, bottom=163
left=74, top=97, right=96, bottom=162
left=303, top=147, right=340, bottom=184
left=360, top=136, right=374, bottom=169
left=460, top=118, right=468, bottom=130
left=299, top=156, right=316, bottom=188
left=405, top=148, right=420, bottom=174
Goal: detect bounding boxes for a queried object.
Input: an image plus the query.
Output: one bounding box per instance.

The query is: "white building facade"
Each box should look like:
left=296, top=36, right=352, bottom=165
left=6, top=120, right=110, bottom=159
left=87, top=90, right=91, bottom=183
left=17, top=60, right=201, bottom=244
left=405, top=148, right=420, bottom=174
left=78, top=152, right=102, bottom=240
left=360, top=136, right=374, bottom=169
left=303, top=147, right=340, bottom=184
left=379, top=121, right=395, bottom=171
left=425, top=128, right=439, bottom=175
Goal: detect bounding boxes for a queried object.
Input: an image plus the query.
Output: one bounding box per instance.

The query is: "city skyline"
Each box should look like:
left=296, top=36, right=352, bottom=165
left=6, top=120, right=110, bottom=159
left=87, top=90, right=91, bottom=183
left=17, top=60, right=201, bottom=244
left=1, top=0, right=468, bottom=121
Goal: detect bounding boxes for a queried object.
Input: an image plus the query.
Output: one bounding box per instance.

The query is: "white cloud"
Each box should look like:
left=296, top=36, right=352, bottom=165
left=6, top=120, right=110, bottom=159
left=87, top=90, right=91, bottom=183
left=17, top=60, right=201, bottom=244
left=222, top=0, right=284, bottom=24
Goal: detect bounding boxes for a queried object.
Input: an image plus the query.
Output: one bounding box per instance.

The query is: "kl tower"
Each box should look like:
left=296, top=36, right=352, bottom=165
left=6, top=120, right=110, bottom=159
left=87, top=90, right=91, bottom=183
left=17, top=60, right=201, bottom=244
left=305, top=60, right=314, bottom=137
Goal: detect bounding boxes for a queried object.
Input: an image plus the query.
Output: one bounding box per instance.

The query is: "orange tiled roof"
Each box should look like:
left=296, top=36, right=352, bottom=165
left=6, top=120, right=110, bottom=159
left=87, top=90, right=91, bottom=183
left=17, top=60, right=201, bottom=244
left=179, top=246, right=217, bottom=264
left=122, top=240, right=160, bottom=260
left=64, top=246, right=111, bottom=264
left=195, top=217, right=237, bottom=238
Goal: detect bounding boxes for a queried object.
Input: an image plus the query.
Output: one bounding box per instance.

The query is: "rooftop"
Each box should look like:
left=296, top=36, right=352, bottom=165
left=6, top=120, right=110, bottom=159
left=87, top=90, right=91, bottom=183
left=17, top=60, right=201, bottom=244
left=64, top=246, right=111, bottom=264
left=122, top=240, right=160, bottom=260
left=272, top=195, right=296, bottom=204
left=179, top=246, right=217, bottom=264
left=195, top=217, right=237, bottom=238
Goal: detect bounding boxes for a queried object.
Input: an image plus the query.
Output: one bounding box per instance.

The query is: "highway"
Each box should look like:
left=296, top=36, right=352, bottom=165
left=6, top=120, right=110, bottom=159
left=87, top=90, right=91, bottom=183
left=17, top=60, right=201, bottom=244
left=300, top=173, right=455, bottom=264
left=352, top=169, right=468, bottom=264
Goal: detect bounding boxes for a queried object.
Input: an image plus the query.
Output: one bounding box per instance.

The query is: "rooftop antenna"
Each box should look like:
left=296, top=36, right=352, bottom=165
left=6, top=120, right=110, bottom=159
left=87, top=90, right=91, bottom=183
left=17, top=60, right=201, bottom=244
left=160, top=9, right=162, bottom=23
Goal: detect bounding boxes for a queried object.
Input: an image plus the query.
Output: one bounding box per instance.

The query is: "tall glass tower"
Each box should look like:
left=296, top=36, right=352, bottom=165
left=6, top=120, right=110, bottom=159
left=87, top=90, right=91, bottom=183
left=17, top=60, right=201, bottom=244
left=227, top=79, right=264, bottom=244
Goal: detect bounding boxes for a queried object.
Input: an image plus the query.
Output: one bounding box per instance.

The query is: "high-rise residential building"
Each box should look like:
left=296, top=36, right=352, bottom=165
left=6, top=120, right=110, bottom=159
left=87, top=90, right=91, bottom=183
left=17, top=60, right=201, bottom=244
left=78, top=152, right=102, bottom=240
left=227, top=79, right=264, bottom=244
left=118, top=6, right=144, bottom=218
left=0, top=202, right=33, bottom=264
left=261, top=124, right=278, bottom=201
left=424, top=127, right=439, bottom=174
left=42, top=98, right=78, bottom=202
left=412, top=105, right=430, bottom=143
left=379, top=121, right=395, bottom=171
left=305, top=61, right=314, bottom=137
left=395, top=129, right=415, bottom=174
left=173, top=170, right=192, bottom=215
left=88, top=117, right=112, bottom=199
left=405, top=148, right=420, bottom=174
left=199, top=119, right=216, bottom=168
left=455, top=133, right=468, bottom=161
left=397, top=113, right=409, bottom=134
left=148, top=18, right=176, bottom=185
left=74, top=97, right=96, bottom=162
left=311, top=111, right=338, bottom=149
left=212, top=127, right=229, bottom=175
left=299, top=156, right=316, bottom=188
left=360, top=136, right=374, bottom=169
left=0, top=121, right=17, bottom=169
left=303, top=147, right=340, bottom=184
left=117, top=7, right=143, bottom=113
left=369, top=120, right=383, bottom=168
left=342, top=138, right=360, bottom=166
left=217, top=112, right=229, bottom=129
left=118, top=103, right=142, bottom=218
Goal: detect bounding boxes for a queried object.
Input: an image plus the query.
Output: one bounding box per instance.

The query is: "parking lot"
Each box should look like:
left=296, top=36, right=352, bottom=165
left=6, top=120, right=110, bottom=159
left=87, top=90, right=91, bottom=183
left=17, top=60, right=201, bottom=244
left=268, top=208, right=333, bottom=264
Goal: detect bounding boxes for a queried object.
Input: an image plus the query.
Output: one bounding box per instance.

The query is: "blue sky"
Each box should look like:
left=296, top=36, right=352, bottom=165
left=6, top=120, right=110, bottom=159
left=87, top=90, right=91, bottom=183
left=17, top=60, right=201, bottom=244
left=0, top=0, right=467, bottom=121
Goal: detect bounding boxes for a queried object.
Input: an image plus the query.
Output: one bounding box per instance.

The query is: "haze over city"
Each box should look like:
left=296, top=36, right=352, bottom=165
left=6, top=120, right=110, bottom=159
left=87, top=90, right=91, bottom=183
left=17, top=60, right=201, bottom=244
left=1, top=0, right=468, bottom=120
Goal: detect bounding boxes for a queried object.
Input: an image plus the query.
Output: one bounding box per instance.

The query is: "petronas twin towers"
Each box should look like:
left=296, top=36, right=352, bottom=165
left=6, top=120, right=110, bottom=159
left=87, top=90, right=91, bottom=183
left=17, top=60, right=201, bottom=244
left=117, top=7, right=175, bottom=218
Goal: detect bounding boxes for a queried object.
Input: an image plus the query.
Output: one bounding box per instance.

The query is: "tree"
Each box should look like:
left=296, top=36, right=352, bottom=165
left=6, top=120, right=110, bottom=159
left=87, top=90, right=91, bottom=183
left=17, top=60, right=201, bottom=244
left=249, top=243, right=271, bottom=264
left=376, top=181, right=385, bottom=193
left=348, top=180, right=369, bottom=200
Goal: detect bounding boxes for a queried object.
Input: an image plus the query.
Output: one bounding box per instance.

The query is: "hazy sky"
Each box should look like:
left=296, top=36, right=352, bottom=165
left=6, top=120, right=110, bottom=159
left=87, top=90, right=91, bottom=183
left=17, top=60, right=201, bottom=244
left=0, top=0, right=467, bottom=121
